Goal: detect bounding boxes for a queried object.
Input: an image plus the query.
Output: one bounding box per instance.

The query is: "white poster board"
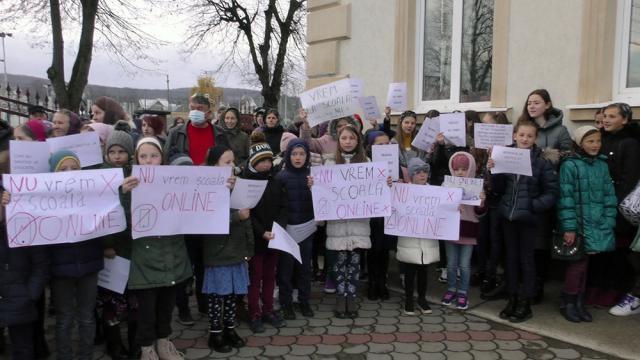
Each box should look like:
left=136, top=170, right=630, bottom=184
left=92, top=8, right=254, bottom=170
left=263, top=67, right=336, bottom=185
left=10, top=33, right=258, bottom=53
left=411, top=117, right=440, bottom=151
left=9, top=141, right=50, bottom=174
left=440, top=113, right=467, bottom=147
left=47, top=132, right=103, bottom=167
left=474, top=123, right=513, bottom=149
left=350, top=78, right=364, bottom=99
left=384, top=183, right=462, bottom=241
left=372, top=144, right=400, bottom=181
left=311, top=162, right=392, bottom=221
left=300, top=78, right=358, bottom=127
left=98, top=256, right=131, bottom=294
left=490, top=146, right=532, bottom=176
left=269, top=222, right=302, bottom=264
left=131, top=165, right=231, bottom=239
left=3, top=168, right=126, bottom=247
left=230, top=178, right=268, bottom=209
left=442, top=175, right=484, bottom=206
left=359, top=96, right=382, bottom=120
left=386, top=82, right=407, bottom=111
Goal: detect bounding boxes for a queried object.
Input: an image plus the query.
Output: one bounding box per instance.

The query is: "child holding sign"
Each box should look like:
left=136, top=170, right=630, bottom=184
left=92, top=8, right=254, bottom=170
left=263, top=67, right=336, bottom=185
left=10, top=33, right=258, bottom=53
left=122, top=137, right=193, bottom=360
left=488, top=122, right=558, bottom=323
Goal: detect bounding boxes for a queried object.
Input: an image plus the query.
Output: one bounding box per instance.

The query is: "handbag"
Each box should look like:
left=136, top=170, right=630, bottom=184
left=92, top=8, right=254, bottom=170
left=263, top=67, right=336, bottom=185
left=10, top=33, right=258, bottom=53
left=551, top=163, right=585, bottom=261
left=619, top=180, right=640, bottom=226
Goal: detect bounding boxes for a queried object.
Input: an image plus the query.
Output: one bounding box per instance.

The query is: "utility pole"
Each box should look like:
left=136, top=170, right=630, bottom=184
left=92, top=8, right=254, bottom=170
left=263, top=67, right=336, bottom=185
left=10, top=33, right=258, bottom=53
left=166, top=74, right=170, bottom=111
left=0, top=32, right=12, bottom=122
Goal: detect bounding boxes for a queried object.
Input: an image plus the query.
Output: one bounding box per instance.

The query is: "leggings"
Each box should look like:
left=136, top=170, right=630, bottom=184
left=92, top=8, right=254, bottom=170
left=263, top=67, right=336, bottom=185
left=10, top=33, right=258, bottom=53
left=334, top=250, right=360, bottom=298
left=208, top=294, right=236, bottom=332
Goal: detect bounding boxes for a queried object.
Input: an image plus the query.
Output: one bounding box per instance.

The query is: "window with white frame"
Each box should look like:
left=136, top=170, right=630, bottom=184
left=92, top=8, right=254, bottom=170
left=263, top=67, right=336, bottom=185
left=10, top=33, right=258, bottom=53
left=417, top=0, right=494, bottom=110
left=615, top=0, right=640, bottom=100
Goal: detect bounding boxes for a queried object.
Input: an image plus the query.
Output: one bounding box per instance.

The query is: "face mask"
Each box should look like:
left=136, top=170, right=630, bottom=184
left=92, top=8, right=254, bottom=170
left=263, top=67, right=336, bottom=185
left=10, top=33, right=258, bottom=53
left=189, top=110, right=206, bottom=125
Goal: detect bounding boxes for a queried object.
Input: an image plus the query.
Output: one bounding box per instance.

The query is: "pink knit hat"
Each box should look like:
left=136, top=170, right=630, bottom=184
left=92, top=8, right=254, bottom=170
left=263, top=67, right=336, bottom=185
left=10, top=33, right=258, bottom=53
left=24, top=119, right=47, bottom=142
left=280, top=132, right=298, bottom=153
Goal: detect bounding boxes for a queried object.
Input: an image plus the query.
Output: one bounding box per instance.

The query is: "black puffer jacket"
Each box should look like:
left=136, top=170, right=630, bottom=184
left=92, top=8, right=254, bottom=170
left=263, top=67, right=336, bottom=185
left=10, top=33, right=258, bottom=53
left=275, top=139, right=313, bottom=225
left=492, top=146, right=559, bottom=222
left=49, top=239, right=104, bottom=278
left=0, top=229, right=50, bottom=326
left=262, top=125, right=285, bottom=155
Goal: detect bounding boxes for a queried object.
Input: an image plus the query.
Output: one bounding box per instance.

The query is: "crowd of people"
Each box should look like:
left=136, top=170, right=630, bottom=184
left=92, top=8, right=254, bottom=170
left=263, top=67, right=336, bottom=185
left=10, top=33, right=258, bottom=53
left=0, top=88, right=639, bottom=360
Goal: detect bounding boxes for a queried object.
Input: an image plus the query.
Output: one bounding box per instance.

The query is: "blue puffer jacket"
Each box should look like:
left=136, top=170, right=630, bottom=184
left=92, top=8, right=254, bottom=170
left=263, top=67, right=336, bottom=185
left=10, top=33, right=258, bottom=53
left=275, top=139, right=314, bottom=225
left=492, top=146, right=559, bottom=222
left=49, top=239, right=104, bottom=278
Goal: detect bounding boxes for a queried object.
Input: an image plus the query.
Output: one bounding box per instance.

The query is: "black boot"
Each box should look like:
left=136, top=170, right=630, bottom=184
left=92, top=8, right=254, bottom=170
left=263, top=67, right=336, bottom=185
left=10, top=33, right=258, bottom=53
left=367, top=279, right=379, bottom=301
left=334, top=296, right=346, bottom=319
left=560, top=293, right=581, bottom=323
left=509, top=298, right=532, bottom=323
left=208, top=332, right=232, bottom=353
left=576, top=293, right=593, bottom=322
left=104, top=324, right=129, bottom=360
left=346, top=296, right=359, bottom=319
left=223, top=328, right=245, bottom=348
left=499, top=295, right=518, bottom=319
left=127, top=321, right=141, bottom=359
left=481, top=276, right=507, bottom=301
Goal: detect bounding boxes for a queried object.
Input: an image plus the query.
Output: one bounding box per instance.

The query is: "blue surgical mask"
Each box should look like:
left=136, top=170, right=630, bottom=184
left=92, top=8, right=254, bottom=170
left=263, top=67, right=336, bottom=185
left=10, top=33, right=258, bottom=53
left=189, top=110, right=206, bottom=125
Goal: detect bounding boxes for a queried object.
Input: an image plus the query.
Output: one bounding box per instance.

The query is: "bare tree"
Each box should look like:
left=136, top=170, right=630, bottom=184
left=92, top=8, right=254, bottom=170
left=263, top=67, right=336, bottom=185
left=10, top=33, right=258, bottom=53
left=0, top=0, right=163, bottom=112
left=184, top=0, right=306, bottom=109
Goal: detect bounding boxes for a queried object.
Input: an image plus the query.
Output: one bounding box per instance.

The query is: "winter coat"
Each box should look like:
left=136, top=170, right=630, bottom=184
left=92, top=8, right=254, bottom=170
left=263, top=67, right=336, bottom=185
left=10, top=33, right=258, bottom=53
left=557, top=153, right=617, bottom=253
left=222, top=120, right=250, bottom=166
left=102, top=165, right=133, bottom=259
left=275, top=139, right=314, bottom=225
left=536, top=108, right=572, bottom=151
left=128, top=234, right=192, bottom=290
left=0, top=230, right=50, bottom=326
left=261, top=125, right=285, bottom=155
left=396, top=235, right=440, bottom=265
left=203, top=210, right=254, bottom=267
left=242, top=167, right=288, bottom=254
left=492, top=146, right=559, bottom=223
left=49, top=239, right=104, bottom=278
left=601, top=123, right=640, bottom=237
left=323, top=157, right=371, bottom=251
left=429, top=143, right=467, bottom=185
left=164, top=120, right=231, bottom=162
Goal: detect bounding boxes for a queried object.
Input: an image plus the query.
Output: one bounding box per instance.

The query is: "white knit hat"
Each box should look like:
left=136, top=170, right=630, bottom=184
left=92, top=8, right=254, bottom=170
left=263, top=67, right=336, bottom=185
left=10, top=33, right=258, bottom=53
left=572, top=125, right=599, bottom=145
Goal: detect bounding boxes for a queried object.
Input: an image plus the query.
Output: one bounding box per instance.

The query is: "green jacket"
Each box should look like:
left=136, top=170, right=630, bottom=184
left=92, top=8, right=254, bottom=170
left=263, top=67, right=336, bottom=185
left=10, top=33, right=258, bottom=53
left=203, top=210, right=254, bottom=267
left=128, top=234, right=192, bottom=290
left=557, top=154, right=617, bottom=253
left=102, top=165, right=133, bottom=259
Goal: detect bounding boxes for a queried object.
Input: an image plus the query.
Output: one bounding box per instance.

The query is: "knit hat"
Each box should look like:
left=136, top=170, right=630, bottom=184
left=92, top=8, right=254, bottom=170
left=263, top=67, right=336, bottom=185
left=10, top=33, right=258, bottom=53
left=205, top=145, right=231, bottom=166
left=366, top=130, right=387, bottom=146
left=169, top=154, right=193, bottom=166
left=136, top=136, right=163, bottom=153
left=450, top=152, right=471, bottom=170
left=572, top=125, right=599, bottom=145
left=24, top=120, right=47, bottom=142
left=49, top=150, right=80, bottom=172
left=280, top=132, right=298, bottom=153
left=248, top=141, right=274, bottom=168
left=87, top=122, right=114, bottom=145
left=408, top=157, right=430, bottom=179
left=106, top=130, right=134, bottom=157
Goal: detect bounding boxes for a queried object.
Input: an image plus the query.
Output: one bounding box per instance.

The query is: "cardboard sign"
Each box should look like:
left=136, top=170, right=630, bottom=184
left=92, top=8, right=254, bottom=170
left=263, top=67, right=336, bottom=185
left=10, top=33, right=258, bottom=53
left=47, top=132, right=103, bottom=167
left=440, top=113, right=467, bottom=147
left=3, top=168, right=126, bottom=247
left=411, top=117, right=440, bottom=151
left=98, top=256, right=131, bottom=294
left=9, top=141, right=50, bottom=174
left=350, top=78, right=364, bottom=99
left=131, top=165, right=231, bottom=239
left=359, top=96, right=382, bottom=120
left=490, top=146, right=532, bottom=176
left=384, top=183, right=462, bottom=241
left=474, top=123, right=513, bottom=149
left=230, top=178, right=268, bottom=209
left=311, top=162, right=392, bottom=221
left=372, top=144, right=400, bottom=181
left=387, top=82, right=408, bottom=111
left=300, top=78, right=358, bottom=127
left=269, top=222, right=302, bottom=264
left=443, top=175, right=484, bottom=206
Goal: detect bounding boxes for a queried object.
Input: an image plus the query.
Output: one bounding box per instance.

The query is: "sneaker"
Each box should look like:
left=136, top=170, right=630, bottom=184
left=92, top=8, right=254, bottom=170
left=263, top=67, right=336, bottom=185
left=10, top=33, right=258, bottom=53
left=299, top=302, right=315, bottom=317
left=609, top=293, right=640, bottom=316
left=438, top=269, right=448, bottom=283
left=324, top=278, right=336, bottom=294
left=249, top=318, right=265, bottom=333
left=281, top=304, right=296, bottom=320
left=177, top=311, right=195, bottom=326
left=417, top=298, right=432, bottom=314
left=456, top=294, right=469, bottom=310
left=403, top=301, right=416, bottom=316
left=441, top=291, right=457, bottom=306
left=262, top=312, right=286, bottom=328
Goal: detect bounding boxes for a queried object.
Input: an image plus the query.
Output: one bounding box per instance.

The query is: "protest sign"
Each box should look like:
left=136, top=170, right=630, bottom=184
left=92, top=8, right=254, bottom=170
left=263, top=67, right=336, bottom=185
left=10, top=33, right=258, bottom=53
left=269, top=222, right=302, bottom=264
left=474, top=123, right=513, bottom=149
left=3, top=168, right=126, bottom=248
left=300, top=78, right=358, bottom=127
left=131, top=165, right=231, bottom=239
left=440, top=113, right=466, bottom=147
left=490, top=146, right=532, bottom=176
left=230, top=178, right=268, bottom=209
left=47, top=132, right=103, bottom=167
left=443, top=175, right=484, bottom=206
left=372, top=144, right=400, bottom=181
left=98, top=256, right=131, bottom=294
left=384, top=183, right=462, bottom=241
left=386, top=82, right=407, bottom=111
left=359, top=96, right=382, bottom=120
left=350, top=78, right=364, bottom=99
left=311, top=162, right=392, bottom=221
left=9, top=141, right=50, bottom=174
left=411, top=117, right=440, bottom=151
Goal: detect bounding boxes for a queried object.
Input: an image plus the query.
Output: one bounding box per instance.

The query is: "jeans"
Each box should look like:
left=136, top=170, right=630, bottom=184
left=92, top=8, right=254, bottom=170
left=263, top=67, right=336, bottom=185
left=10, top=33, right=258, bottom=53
left=9, top=322, right=34, bottom=360
left=278, top=234, right=314, bottom=305
left=52, top=272, right=99, bottom=360
left=133, top=286, right=176, bottom=347
left=502, top=219, right=537, bottom=298
left=445, top=243, right=474, bottom=295
left=248, top=250, right=279, bottom=320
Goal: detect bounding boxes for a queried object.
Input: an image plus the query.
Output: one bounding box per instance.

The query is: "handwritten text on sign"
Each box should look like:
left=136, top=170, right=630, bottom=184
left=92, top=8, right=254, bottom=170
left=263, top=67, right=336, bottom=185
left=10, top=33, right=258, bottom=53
left=3, top=168, right=126, bottom=248
left=442, top=175, right=484, bottom=206
left=384, top=183, right=462, bottom=241
left=9, top=140, right=50, bottom=174
left=386, top=82, right=407, bottom=111
left=131, top=165, right=231, bottom=239
left=440, top=113, right=467, bottom=147
left=300, top=78, right=358, bottom=127
left=372, top=144, right=399, bottom=181
left=412, top=117, right=440, bottom=151
left=311, top=162, right=392, bottom=221
left=474, top=123, right=513, bottom=149
left=490, top=146, right=532, bottom=176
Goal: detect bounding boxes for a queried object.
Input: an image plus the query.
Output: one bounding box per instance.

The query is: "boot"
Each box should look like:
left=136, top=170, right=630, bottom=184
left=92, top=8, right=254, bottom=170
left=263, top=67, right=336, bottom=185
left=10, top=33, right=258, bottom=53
left=481, top=277, right=507, bottom=300
left=346, top=296, right=359, bottom=319
left=560, top=293, right=581, bottom=323
left=155, top=338, right=183, bottom=360
left=140, top=346, right=159, bottom=360
left=367, top=278, right=379, bottom=300
left=509, top=298, right=532, bottom=323
left=378, top=252, right=390, bottom=300
left=499, top=295, right=518, bottom=319
left=208, top=332, right=232, bottom=353
left=127, top=321, right=141, bottom=359
left=223, top=328, right=245, bottom=348
left=334, top=296, right=346, bottom=319
left=576, top=293, right=593, bottom=322
left=105, top=324, right=129, bottom=360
